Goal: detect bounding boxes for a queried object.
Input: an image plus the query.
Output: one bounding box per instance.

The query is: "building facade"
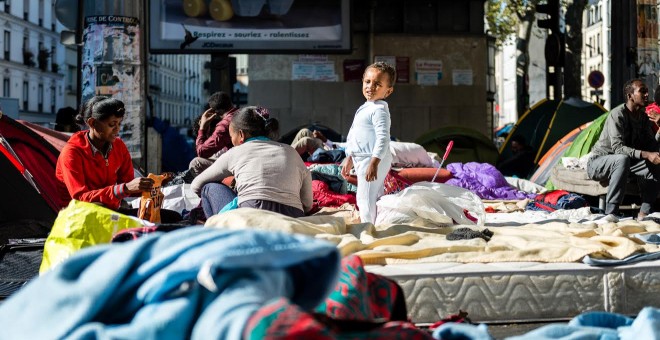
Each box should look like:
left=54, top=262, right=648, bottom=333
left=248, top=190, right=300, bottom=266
left=493, top=20, right=547, bottom=126
left=582, top=0, right=611, bottom=109
left=0, top=0, right=64, bottom=123
left=147, top=54, right=210, bottom=128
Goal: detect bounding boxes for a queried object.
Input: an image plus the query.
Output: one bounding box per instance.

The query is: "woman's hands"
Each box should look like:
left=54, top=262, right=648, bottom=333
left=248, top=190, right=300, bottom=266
left=124, top=177, right=155, bottom=194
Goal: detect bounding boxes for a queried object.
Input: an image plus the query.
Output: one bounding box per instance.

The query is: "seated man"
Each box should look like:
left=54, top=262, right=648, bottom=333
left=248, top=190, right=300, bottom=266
left=496, top=135, right=535, bottom=178
left=587, top=79, right=660, bottom=219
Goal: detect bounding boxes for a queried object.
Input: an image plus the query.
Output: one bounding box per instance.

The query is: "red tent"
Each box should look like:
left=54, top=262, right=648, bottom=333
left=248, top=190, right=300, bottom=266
left=0, top=114, right=67, bottom=224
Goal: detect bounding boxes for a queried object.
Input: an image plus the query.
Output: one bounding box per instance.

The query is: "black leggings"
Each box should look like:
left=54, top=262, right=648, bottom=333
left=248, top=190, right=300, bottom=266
left=239, top=199, right=305, bottom=218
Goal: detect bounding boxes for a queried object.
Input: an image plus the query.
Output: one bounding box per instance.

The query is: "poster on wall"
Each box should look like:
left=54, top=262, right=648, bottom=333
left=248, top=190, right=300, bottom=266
left=637, top=0, right=659, bottom=91
left=82, top=15, right=143, bottom=159
left=415, top=59, right=443, bottom=86
left=343, top=59, right=365, bottom=82
left=375, top=56, right=409, bottom=84
left=395, top=57, right=410, bottom=83
left=292, top=61, right=337, bottom=81
left=452, top=69, right=473, bottom=86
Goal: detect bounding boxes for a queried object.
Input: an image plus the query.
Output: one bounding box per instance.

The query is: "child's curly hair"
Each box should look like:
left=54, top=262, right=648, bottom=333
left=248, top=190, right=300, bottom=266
left=366, top=61, right=397, bottom=86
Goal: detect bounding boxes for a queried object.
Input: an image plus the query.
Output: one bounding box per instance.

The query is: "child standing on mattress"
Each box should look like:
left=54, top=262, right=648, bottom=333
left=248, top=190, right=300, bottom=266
left=341, top=61, right=395, bottom=224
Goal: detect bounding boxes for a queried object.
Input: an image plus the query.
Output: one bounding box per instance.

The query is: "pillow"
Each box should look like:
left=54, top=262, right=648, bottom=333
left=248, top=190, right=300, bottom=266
left=389, top=142, right=434, bottom=168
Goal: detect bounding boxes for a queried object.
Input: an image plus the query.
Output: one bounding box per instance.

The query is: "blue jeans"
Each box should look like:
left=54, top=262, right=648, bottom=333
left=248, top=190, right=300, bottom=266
left=201, top=183, right=237, bottom=218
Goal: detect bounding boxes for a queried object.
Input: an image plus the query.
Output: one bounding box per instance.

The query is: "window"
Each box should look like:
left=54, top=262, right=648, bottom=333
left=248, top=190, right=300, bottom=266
left=23, top=0, right=28, bottom=20
left=22, top=81, right=28, bottom=110
left=4, top=31, right=9, bottom=60
left=38, top=0, right=44, bottom=27
left=67, top=65, right=75, bottom=92
left=50, top=86, right=55, bottom=114
left=38, top=84, right=43, bottom=113
left=3, top=78, right=9, bottom=97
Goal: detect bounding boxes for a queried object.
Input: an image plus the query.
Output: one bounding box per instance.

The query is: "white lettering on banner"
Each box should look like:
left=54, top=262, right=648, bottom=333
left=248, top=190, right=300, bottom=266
left=86, top=15, right=139, bottom=25
left=194, top=31, right=311, bottom=39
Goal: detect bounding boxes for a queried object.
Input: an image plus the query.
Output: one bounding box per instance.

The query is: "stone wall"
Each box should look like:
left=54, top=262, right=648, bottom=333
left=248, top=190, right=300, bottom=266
left=249, top=34, right=489, bottom=142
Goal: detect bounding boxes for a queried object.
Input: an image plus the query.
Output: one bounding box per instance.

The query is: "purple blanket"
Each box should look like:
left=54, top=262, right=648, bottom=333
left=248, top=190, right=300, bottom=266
left=445, top=162, right=537, bottom=200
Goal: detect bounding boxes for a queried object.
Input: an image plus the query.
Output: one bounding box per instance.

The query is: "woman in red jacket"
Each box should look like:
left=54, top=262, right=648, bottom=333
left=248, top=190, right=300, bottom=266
left=55, top=96, right=170, bottom=218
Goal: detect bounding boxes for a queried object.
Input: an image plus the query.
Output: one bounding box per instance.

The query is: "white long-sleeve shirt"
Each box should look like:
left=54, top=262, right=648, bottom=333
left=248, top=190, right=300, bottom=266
left=345, top=100, right=392, bottom=161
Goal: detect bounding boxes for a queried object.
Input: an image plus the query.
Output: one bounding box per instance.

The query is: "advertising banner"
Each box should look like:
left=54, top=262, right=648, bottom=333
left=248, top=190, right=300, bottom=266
left=149, top=0, right=351, bottom=53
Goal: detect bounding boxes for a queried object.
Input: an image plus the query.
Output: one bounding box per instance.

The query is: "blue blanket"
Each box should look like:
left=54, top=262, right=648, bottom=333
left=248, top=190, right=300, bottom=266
left=0, top=227, right=340, bottom=339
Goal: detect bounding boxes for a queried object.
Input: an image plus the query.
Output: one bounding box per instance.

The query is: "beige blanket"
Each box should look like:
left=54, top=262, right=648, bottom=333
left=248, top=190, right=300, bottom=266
left=205, top=208, right=660, bottom=265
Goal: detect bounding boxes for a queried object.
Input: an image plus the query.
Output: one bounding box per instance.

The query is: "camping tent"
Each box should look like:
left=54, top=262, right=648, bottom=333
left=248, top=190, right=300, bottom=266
left=529, top=112, right=609, bottom=188
left=561, top=111, right=608, bottom=159
left=499, top=98, right=606, bottom=166
left=529, top=123, right=589, bottom=186
left=0, top=114, right=65, bottom=224
left=415, top=126, right=499, bottom=165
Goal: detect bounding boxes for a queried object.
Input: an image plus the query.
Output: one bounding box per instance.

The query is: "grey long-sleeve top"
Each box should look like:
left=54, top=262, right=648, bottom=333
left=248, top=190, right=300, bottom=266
left=191, top=140, right=313, bottom=213
left=590, top=103, right=660, bottom=159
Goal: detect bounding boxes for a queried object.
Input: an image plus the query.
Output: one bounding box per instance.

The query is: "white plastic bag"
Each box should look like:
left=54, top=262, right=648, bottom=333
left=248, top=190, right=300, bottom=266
left=376, top=182, right=485, bottom=226
left=130, top=183, right=200, bottom=214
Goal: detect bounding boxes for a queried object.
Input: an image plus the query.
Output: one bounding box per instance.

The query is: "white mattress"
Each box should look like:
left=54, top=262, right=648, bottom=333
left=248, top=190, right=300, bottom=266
left=366, top=260, right=660, bottom=323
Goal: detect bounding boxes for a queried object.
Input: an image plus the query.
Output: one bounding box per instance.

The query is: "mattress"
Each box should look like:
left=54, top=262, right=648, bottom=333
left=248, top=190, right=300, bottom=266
left=366, top=260, right=660, bottom=324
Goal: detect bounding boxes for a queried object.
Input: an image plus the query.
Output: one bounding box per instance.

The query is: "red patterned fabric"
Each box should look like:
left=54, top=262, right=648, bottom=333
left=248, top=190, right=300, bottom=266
left=243, top=255, right=432, bottom=339
left=383, top=170, right=414, bottom=195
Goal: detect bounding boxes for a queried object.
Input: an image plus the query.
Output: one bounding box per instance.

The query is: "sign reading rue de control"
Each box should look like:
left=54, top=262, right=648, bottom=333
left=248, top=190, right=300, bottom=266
left=149, top=0, right=351, bottom=54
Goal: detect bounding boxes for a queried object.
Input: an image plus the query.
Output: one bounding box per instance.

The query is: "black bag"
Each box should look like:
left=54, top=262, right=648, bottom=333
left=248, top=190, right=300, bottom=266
left=0, top=238, right=44, bottom=299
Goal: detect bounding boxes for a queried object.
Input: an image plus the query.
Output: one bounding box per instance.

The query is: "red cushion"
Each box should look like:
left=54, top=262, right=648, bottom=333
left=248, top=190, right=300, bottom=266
left=345, top=168, right=452, bottom=186
left=397, top=167, right=452, bottom=183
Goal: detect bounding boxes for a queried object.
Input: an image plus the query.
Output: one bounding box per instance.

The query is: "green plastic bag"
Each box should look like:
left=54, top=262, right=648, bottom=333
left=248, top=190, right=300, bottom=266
left=40, top=200, right=152, bottom=273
